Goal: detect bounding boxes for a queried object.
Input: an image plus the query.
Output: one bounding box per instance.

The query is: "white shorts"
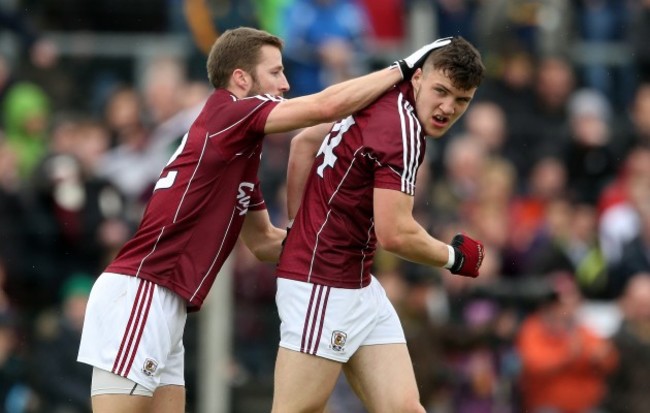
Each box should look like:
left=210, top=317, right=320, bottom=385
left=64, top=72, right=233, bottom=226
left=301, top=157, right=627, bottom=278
left=78, top=273, right=187, bottom=393
left=276, top=276, right=405, bottom=363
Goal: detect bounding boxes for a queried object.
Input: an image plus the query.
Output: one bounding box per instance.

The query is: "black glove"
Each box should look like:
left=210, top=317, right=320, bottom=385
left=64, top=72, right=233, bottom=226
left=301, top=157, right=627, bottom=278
left=392, top=37, right=453, bottom=80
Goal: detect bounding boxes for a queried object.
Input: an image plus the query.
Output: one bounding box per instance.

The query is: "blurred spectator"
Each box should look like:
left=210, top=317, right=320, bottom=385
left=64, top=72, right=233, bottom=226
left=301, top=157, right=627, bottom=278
left=472, top=50, right=538, bottom=178
left=466, top=157, right=516, bottom=272
left=2, top=82, right=50, bottom=180
left=508, top=156, right=568, bottom=268
left=0, top=142, right=29, bottom=292
left=601, top=272, right=650, bottom=413
left=480, top=54, right=577, bottom=181
left=475, top=50, right=536, bottom=114
left=561, top=88, right=618, bottom=205
left=516, top=273, right=618, bottom=413
left=281, top=0, right=371, bottom=97
left=598, top=145, right=650, bottom=268
left=0, top=5, right=59, bottom=69
left=30, top=274, right=94, bottom=413
left=461, top=101, right=508, bottom=156
left=432, top=257, right=519, bottom=412
left=609, top=193, right=650, bottom=296
left=527, top=201, right=610, bottom=299
left=394, top=264, right=453, bottom=411
left=142, top=56, right=188, bottom=125
left=527, top=56, right=576, bottom=160
left=96, top=59, right=206, bottom=221
left=621, top=82, right=650, bottom=151
left=429, top=134, right=488, bottom=220
left=19, top=153, right=126, bottom=312
left=95, top=86, right=155, bottom=212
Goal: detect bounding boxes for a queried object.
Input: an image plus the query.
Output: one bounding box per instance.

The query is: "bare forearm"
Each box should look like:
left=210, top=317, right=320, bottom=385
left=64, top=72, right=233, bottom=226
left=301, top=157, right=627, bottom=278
left=240, top=210, right=286, bottom=262
left=313, top=67, right=402, bottom=121
left=265, top=67, right=401, bottom=134
left=287, top=124, right=332, bottom=219
left=247, top=226, right=286, bottom=263
left=380, top=222, right=450, bottom=268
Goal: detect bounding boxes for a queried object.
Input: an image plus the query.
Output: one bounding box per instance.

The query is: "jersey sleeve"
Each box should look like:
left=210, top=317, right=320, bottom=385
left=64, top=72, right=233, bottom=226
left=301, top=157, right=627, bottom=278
left=249, top=179, right=266, bottom=211
left=363, top=95, right=424, bottom=196
left=211, top=94, right=282, bottom=157
left=245, top=94, right=284, bottom=133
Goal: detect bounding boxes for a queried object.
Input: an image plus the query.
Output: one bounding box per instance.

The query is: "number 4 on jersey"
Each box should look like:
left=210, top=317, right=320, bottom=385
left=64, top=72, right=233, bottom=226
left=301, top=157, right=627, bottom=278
left=316, top=116, right=355, bottom=177
left=154, top=132, right=189, bottom=191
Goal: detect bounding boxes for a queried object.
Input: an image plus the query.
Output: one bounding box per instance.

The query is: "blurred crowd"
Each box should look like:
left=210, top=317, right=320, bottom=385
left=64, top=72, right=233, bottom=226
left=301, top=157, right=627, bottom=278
left=0, top=0, right=649, bottom=412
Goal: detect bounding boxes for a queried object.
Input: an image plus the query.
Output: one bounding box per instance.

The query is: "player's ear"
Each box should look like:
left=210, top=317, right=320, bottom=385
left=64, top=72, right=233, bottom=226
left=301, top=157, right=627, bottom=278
left=411, top=68, right=423, bottom=91
left=232, top=68, right=251, bottom=91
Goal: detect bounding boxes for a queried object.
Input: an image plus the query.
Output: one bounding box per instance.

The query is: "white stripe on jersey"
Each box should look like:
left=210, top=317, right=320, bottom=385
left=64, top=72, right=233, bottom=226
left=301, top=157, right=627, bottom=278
left=207, top=98, right=270, bottom=139
left=359, top=220, right=375, bottom=288
left=188, top=206, right=236, bottom=303
left=308, top=209, right=333, bottom=282
left=135, top=227, right=166, bottom=278
left=397, top=93, right=421, bottom=195
left=327, top=146, right=363, bottom=205
left=173, top=132, right=209, bottom=223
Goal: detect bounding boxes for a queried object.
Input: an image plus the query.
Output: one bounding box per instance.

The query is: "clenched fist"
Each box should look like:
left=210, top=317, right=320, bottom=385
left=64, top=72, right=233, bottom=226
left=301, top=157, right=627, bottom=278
left=447, top=233, right=485, bottom=278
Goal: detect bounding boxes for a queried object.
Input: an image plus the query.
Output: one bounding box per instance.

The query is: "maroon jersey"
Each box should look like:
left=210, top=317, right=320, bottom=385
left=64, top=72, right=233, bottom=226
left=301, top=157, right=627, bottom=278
left=106, top=89, right=281, bottom=311
left=276, top=82, right=425, bottom=288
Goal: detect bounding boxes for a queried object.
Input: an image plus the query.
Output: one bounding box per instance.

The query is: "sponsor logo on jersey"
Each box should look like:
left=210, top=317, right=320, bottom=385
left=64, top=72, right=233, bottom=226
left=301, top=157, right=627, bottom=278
left=330, top=330, right=348, bottom=352
left=142, top=358, right=159, bottom=376
left=236, top=182, right=255, bottom=216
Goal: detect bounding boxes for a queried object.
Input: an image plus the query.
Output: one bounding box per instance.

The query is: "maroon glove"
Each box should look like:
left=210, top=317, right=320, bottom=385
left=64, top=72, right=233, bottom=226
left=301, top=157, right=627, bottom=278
left=448, top=233, right=485, bottom=278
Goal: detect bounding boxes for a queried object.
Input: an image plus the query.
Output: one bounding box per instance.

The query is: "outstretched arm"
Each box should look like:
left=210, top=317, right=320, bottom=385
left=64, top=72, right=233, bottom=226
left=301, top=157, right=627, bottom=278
left=264, top=38, right=452, bottom=134
left=240, top=209, right=286, bottom=262
left=264, top=67, right=400, bottom=134
left=286, top=123, right=333, bottom=220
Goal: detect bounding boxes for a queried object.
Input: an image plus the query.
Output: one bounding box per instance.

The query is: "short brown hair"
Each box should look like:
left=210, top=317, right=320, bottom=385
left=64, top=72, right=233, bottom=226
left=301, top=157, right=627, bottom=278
left=424, top=37, right=485, bottom=91
left=206, top=27, right=284, bottom=89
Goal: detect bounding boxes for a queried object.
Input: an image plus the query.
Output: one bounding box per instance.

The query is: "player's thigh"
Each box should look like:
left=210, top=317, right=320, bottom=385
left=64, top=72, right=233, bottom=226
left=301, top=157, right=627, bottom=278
left=272, top=347, right=343, bottom=413
left=151, top=384, right=185, bottom=413
left=90, top=368, right=184, bottom=413
left=344, top=343, right=424, bottom=413
left=91, top=387, right=184, bottom=413
left=92, top=394, right=151, bottom=413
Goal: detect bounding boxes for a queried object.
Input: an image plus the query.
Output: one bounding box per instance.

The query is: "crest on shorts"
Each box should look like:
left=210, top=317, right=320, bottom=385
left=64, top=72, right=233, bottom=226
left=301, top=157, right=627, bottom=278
left=330, top=330, right=347, bottom=352
left=142, top=358, right=159, bottom=376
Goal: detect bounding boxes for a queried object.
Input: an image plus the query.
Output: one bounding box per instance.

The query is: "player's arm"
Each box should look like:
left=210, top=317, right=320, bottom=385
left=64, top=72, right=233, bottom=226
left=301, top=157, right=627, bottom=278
left=240, top=209, right=286, bottom=262
left=264, top=67, right=399, bottom=134
left=286, top=123, right=333, bottom=219
left=264, top=38, right=453, bottom=134
left=374, top=188, right=484, bottom=277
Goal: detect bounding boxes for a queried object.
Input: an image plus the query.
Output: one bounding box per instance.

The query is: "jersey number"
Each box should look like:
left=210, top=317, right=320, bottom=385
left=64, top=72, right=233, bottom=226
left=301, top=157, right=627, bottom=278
left=154, top=132, right=189, bottom=191
left=316, top=116, right=355, bottom=177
